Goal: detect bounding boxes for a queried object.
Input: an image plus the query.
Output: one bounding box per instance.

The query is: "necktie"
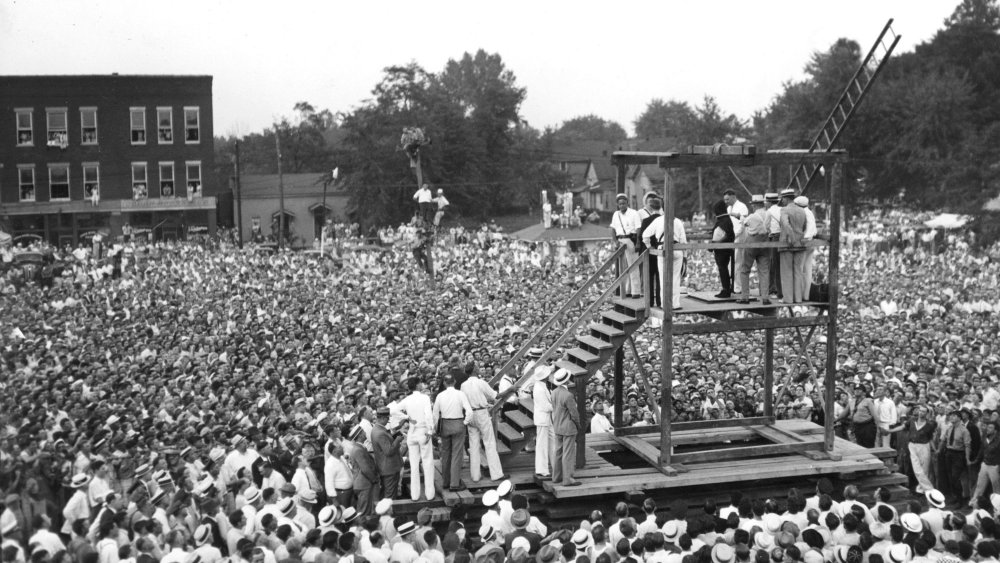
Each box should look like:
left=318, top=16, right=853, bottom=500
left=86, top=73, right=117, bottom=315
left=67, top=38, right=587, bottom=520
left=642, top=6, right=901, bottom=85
left=949, top=425, right=956, bottom=448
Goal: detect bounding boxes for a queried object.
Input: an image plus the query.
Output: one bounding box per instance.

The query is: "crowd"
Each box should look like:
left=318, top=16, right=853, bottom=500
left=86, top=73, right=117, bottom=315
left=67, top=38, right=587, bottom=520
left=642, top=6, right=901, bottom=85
left=1, top=200, right=1000, bottom=563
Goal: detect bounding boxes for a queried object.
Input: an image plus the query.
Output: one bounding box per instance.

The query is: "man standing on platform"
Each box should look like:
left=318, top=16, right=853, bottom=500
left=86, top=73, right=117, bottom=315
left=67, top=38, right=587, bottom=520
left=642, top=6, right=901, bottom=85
left=778, top=188, right=807, bottom=303
left=370, top=407, right=405, bottom=499
left=551, top=369, right=581, bottom=486
left=532, top=366, right=554, bottom=479
left=642, top=212, right=687, bottom=310
left=765, top=193, right=783, bottom=299
left=796, top=196, right=818, bottom=299
left=724, top=190, right=749, bottom=295
left=638, top=195, right=663, bottom=308
left=399, top=377, right=435, bottom=501
left=736, top=195, right=771, bottom=305
left=852, top=386, right=877, bottom=448
left=461, top=364, right=508, bottom=483
left=433, top=374, right=473, bottom=491
left=609, top=194, right=643, bottom=298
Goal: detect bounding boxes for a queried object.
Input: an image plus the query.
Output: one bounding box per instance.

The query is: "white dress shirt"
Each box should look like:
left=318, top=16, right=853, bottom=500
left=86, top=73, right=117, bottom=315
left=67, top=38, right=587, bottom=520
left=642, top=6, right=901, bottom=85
left=460, top=377, right=497, bottom=410
left=610, top=208, right=642, bottom=237
left=433, top=387, right=473, bottom=426
left=398, top=391, right=434, bottom=432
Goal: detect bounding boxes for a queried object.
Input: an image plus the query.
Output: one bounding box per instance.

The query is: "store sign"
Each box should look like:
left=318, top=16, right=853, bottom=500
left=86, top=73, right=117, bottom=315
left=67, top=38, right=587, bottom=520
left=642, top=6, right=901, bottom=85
left=120, top=197, right=215, bottom=211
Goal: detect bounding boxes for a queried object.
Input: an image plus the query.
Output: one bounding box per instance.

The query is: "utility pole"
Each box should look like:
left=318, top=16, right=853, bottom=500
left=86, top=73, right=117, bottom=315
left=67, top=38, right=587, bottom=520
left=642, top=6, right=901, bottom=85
left=234, top=140, right=244, bottom=249
left=275, top=128, right=285, bottom=250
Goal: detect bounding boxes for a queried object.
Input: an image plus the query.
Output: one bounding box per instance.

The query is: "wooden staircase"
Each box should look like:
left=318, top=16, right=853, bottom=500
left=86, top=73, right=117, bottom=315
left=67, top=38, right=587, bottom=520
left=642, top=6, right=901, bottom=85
left=490, top=246, right=652, bottom=464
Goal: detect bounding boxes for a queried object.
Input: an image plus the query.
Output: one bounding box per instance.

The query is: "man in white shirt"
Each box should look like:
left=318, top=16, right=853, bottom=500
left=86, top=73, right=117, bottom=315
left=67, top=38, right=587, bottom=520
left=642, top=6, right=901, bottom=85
left=609, top=193, right=643, bottom=298
left=61, top=474, right=92, bottom=535
left=736, top=195, right=772, bottom=305
left=223, top=435, right=259, bottom=486
left=874, top=386, right=898, bottom=448
left=764, top=193, right=783, bottom=298
left=642, top=213, right=687, bottom=309
left=412, top=184, right=434, bottom=225
left=590, top=401, right=614, bottom=434
left=461, top=365, right=507, bottom=482
left=323, top=443, right=353, bottom=507
left=398, top=377, right=435, bottom=501
left=531, top=366, right=553, bottom=478
left=797, top=196, right=818, bottom=297
left=433, top=374, right=473, bottom=491
left=724, top=190, right=749, bottom=294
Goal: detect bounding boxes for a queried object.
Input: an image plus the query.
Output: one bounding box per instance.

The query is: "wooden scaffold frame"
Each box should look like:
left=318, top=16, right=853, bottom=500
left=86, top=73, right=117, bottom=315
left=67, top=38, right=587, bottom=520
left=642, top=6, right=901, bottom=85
left=608, top=147, right=848, bottom=476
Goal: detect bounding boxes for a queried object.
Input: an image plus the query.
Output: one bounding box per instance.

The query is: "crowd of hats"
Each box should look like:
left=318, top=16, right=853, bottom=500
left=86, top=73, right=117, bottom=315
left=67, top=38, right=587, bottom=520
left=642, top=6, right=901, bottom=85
left=0, top=208, right=998, bottom=560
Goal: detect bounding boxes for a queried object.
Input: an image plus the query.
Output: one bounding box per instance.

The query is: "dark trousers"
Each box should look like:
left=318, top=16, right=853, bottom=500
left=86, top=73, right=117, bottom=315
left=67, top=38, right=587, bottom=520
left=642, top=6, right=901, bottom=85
left=945, top=450, right=968, bottom=499
left=713, top=249, right=734, bottom=293
left=855, top=420, right=877, bottom=448
left=769, top=248, right=781, bottom=297
left=439, top=419, right=467, bottom=489
left=419, top=202, right=435, bottom=224
left=380, top=473, right=400, bottom=499
left=648, top=254, right=660, bottom=307
left=354, top=481, right=379, bottom=515
left=335, top=488, right=354, bottom=508
left=551, top=433, right=577, bottom=484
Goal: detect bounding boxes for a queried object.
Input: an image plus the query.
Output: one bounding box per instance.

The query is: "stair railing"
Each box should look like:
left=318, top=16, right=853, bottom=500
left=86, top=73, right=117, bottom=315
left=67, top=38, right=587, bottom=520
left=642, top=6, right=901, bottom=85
left=489, top=250, right=650, bottom=421
left=488, top=244, right=627, bottom=389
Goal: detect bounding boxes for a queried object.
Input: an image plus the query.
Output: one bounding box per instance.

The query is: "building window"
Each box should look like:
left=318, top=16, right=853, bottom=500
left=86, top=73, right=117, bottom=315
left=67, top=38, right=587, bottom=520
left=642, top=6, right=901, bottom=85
left=159, top=162, right=175, bottom=197
left=157, top=107, right=173, bottom=143
left=186, top=161, right=202, bottom=198
left=18, top=166, right=35, bottom=202
left=184, top=107, right=200, bottom=143
left=15, top=109, right=33, bottom=146
left=81, top=108, right=98, bottom=144
left=132, top=162, right=148, bottom=200
left=130, top=107, right=146, bottom=144
left=49, top=164, right=70, bottom=201
left=46, top=108, right=68, bottom=147
left=83, top=163, right=100, bottom=201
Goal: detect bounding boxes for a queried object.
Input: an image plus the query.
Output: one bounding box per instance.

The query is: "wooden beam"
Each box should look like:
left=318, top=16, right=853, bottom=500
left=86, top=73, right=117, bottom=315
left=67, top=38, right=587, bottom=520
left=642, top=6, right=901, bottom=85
left=611, top=152, right=677, bottom=166
left=627, top=336, right=660, bottom=425
left=614, top=435, right=678, bottom=476
left=670, top=439, right=825, bottom=465
left=614, top=416, right=776, bottom=436
left=671, top=315, right=827, bottom=335
left=826, top=163, right=842, bottom=453
left=666, top=240, right=829, bottom=252
left=659, top=168, right=675, bottom=466
left=765, top=328, right=774, bottom=418
left=656, top=151, right=848, bottom=170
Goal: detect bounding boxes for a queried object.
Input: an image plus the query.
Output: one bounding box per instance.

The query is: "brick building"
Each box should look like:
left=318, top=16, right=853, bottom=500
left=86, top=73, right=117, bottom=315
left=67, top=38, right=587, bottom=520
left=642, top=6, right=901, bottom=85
left=0, top=75, right=216, bottom=246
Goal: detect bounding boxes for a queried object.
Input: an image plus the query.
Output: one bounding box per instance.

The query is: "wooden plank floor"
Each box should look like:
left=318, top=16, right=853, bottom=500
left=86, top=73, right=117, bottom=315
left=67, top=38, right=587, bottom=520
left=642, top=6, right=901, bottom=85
left=649, top=295, right=829, bottom=319
left=543, top=420, right=893, bottom=498
left=390, top=420, right=898, bottom=516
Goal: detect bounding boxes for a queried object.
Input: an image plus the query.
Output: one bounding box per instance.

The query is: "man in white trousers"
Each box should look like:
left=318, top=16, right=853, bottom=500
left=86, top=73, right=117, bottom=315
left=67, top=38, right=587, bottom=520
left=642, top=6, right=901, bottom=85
left=398, top=377, right=435, bottom=501
left=531, top=366, right=553, bottom=478
left=642, top=213, right=687, bottom=309
left=461, top=364, right=508, bottom=482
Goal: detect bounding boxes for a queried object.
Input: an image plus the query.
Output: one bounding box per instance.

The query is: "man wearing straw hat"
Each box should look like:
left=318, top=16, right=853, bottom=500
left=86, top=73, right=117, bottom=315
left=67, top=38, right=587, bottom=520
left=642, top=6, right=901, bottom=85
left=551, top=368, right=581, bottom=487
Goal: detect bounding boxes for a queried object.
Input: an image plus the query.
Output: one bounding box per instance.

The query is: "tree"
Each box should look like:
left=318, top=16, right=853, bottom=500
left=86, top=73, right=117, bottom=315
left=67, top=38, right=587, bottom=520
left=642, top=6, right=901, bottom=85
left=337, top=50, right=549, bottom=227
left=550, top=115, right=627, bottom=144
left=633, top=99, right=697, bottom=141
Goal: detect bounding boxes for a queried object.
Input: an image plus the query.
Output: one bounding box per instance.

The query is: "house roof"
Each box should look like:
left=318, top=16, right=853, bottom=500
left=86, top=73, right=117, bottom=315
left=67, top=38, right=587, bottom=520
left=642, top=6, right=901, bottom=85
left=510, top=222, right=610, bottom=242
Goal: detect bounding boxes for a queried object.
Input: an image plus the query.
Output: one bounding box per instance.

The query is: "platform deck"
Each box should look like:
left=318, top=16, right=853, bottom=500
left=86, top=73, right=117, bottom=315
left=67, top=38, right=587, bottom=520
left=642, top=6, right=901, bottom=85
left=649, top=293, right=830, bottom=319
left=391, top=420, right=902, bottom=520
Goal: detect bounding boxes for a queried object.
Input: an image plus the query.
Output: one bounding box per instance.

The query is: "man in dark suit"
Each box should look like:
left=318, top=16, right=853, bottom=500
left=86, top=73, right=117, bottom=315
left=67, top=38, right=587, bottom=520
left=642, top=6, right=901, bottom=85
left=347, top=425, right=380, bottom=515
left=370, top=407, right=405, bottom=499
left=551, top=368, right=581, bottom=486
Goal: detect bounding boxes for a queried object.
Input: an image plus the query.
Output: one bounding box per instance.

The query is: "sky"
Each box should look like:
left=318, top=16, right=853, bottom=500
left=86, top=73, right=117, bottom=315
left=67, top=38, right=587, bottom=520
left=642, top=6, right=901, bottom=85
left=0, top=0, right=958, bottom=138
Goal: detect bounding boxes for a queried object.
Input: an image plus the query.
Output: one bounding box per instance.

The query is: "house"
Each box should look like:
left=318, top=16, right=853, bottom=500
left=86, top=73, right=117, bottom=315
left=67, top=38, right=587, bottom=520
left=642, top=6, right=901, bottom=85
left=238, top=173, right=348, bottom=248
left=549, top=140, right=618, bottom=212
left=0, top=75, right=216, bottom=245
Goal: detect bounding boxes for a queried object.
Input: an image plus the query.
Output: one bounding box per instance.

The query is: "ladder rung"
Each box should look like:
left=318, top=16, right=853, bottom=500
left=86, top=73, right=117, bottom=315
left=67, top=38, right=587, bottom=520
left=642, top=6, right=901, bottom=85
left=853, top=80, right=864, bottom=95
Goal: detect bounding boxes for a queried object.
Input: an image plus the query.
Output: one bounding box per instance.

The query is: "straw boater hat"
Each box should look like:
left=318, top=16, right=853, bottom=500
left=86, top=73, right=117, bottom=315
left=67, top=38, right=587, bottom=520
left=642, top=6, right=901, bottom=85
left=70, top=474, right=92, bottom=489
left=552, top=368, right=571, bottom=387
